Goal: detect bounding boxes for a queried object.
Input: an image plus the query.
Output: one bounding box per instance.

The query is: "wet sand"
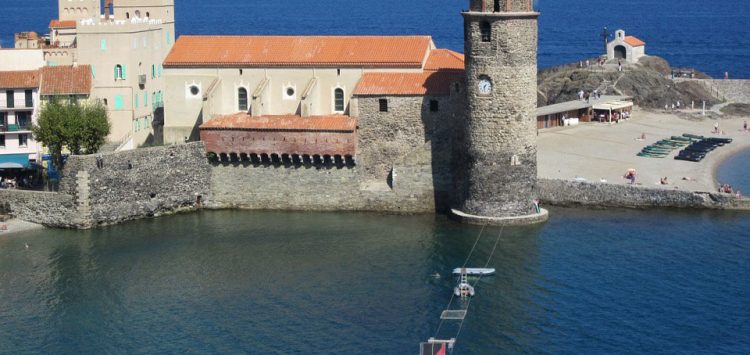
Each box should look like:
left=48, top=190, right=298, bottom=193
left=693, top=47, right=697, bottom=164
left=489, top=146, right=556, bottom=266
left=538, top=108, right=750, bottom=192
left=0, top=219, right=44, bottom=236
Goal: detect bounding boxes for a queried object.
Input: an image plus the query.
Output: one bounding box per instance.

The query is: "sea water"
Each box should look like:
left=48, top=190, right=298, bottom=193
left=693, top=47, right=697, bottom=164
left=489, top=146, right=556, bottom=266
left=1, top=209, right=749, bottom=353
left=2, top=0, right=750, bottom=78
left=718, top=147, right=750, bottom=194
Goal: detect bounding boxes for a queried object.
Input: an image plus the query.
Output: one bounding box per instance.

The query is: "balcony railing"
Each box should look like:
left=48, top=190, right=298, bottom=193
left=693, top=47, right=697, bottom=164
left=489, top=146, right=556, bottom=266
left=0, top=124, right=32, bottom=132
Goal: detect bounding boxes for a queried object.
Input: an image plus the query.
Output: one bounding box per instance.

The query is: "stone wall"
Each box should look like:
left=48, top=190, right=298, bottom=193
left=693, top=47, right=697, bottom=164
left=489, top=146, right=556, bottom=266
left=208, top=140, right=442, bottom=213
left=59, top=142, right=212, bottom=227
left=704, top=80, right=750, bottom=104
left=0, top=189, right=79, bottom=227
left=536, top=178, right=750, bottom=210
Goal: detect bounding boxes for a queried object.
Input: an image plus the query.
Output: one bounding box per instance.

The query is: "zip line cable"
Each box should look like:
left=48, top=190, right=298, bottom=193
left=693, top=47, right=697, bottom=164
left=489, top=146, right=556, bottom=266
left=426, top=223, right=507, bottom=355
left=434, top=224, right=487, bottom=337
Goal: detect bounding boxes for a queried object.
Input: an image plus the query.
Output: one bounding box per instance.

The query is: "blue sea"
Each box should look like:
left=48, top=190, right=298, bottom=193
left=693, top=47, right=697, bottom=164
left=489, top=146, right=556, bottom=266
left=2, top=1, right=750, bottom=353
left=2, top=0, right=750, bottom=78
left=1, top=209, right=749, bottom=353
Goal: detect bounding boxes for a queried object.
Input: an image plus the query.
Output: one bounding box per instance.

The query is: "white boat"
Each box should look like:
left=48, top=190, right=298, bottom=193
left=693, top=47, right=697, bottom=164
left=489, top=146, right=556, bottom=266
left=452, top=267, right=496, bottom=276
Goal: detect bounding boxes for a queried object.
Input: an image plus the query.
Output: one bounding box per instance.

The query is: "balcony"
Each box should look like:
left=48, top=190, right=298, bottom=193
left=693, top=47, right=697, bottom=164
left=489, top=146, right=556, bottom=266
left=0, top=123, right=32, bottom=132
left=139, top=74, right=147, bottom=86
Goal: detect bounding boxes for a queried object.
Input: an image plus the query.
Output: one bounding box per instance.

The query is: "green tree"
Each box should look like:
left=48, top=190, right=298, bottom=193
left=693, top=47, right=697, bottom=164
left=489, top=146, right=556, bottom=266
left=32, top=99, right=111, bottom=169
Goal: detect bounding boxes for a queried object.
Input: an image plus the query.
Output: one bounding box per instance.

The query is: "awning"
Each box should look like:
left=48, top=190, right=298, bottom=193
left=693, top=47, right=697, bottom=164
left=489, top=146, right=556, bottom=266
left=593, top=101, right=633, bottom=111
left=0, top=153, right=31, bottom=169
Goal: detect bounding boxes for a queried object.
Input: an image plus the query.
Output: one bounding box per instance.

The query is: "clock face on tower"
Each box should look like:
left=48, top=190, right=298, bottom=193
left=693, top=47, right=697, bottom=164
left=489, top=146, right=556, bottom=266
left=478, top=76, right=492, bottom=95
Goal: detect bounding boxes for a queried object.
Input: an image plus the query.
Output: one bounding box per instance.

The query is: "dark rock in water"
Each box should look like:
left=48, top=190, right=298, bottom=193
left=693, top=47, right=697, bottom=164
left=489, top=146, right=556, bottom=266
left=538, top=56, right=721, bottom=109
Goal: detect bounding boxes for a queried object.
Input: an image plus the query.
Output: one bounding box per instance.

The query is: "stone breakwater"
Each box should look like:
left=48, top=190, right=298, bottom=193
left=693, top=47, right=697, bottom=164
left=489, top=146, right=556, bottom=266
left=2, top=144, right=748, bottom=229
left=536, top=179, right=750, bottom=210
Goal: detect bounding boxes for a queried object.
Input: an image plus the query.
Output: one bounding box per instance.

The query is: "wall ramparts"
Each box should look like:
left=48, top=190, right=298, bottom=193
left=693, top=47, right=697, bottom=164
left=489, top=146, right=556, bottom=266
left=537, top=178, right=749, bottom=210
left=0, top=190, right=78, bottom=227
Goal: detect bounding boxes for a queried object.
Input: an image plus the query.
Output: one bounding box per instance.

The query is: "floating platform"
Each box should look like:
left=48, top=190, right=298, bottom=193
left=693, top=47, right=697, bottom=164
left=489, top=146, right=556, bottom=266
left=440, top=310, right=467, bottom=320
left=452, top=267, right=496, bottom=276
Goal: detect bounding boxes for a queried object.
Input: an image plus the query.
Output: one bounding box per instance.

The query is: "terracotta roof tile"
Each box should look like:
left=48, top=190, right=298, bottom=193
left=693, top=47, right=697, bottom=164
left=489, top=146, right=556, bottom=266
left=624, top=36, right=645, bottom=47
left=424, top=49, right=465, bottom=71
left=164, top=36, right=433, bottom=68
left=49, top=20, right=77, bottom=29
left=200, top=113, right=356, bottom=131
left=0, top=70, right=41, bottom=89
left=353, top=71, right=464, bottom=96
left=40, top=65, right=92, bottom=96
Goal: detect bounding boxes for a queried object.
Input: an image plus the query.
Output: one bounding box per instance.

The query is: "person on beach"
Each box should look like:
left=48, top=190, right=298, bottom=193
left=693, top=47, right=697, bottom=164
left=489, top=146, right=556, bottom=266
left=579, top=90, right=585, bottom=101
left=714, top=122, right=720, bottom=133
left=660, top=177, right=669, bottom=185
left=618, top=59, right=622, bottom=72
left=725, top=71, right=729, bottom=80
left=744, top=120, right=747, bottom=132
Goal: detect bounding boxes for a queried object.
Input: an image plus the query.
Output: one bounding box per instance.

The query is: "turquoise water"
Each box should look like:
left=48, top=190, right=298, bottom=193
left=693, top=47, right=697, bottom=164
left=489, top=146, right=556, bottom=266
left=718, top=148, right=750, bottom=194
left=2, top=209, right=749, bottom=353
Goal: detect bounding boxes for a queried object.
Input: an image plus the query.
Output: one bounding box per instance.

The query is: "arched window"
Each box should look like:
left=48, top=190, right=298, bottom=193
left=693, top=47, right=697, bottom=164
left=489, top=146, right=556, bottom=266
left=480, top=22, right=491, bottom=42
left=114, top=64, right=124, bottom=80
left=334, top=88, right=345, bottom=112
left=135, top=10, right=141, bottom=18
left=238, top=88, right=248, bottom=111
left=126, top=12, right=130, bottom=19
left=146, top=12, right=150, bottom=18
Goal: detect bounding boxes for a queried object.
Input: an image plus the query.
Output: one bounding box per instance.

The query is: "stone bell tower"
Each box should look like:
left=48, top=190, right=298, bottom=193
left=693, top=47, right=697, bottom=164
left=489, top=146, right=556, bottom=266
left=452, top=0, right=548, bottom=225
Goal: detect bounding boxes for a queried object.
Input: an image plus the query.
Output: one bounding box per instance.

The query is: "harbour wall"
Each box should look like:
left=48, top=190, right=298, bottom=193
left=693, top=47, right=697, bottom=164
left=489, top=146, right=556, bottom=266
left=4, top=144, right=750, bottom=229
left=57, top=142, right=212, bottom=227
left=536, top=179, right=750, bottom=210
left=208, top=141, right=447, bottom=213
left=0, top=189, right=79, bottom=228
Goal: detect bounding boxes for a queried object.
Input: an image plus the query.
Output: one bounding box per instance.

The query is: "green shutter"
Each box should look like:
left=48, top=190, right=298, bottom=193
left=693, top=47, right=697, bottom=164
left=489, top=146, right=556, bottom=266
left=158, top=65, right=162, bottom=77
left=101, top=39, right=107, bottom=51
left=91, top=65, right=96, bottom=78
left=166, top=31, right=171, bottom=45
left=134, top=94, right=139, bottom=108
left=122, top=65, right=126, bottom=79
left=114, top=65, right=117, bottom=80
left=114, top=95, right=123, bottom=110
left=144, top=92, right=148, bottom=107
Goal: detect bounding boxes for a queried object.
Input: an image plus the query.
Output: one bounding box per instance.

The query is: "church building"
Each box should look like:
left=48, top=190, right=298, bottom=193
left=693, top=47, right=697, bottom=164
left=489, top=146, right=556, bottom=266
left=607, top=29, right=646, bottom=64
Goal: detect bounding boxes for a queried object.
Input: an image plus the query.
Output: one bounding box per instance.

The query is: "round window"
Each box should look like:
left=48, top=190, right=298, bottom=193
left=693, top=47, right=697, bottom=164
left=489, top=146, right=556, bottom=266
left=189, top=86, right=200, bottom=96
left=286, top=87, right=295, bottom=97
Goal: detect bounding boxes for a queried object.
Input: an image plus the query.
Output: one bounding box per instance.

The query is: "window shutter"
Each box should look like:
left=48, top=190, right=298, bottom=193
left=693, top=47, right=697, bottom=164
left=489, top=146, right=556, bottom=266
left=114, top=65, right=117, bottom=80
left=122, top=65, right=127, bottom=79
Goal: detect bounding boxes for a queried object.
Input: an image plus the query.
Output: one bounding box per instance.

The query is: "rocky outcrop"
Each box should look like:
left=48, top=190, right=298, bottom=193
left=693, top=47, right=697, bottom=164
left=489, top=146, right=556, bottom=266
left=537, top=56, right=722, bottom=108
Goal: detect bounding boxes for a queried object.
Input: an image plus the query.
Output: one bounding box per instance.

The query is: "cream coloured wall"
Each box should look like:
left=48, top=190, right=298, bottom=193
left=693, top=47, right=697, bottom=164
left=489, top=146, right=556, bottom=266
left=0, top=50, right=45, bottom=71
left=58, top=0, right=100, bottom=21
left=75, top=18, right=172, bottom=144
left=163, top=67, right=370, bottom=144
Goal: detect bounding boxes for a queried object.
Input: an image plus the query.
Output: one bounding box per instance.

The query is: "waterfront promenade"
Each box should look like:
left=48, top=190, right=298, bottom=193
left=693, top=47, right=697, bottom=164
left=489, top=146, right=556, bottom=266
left=538, top=109, right=750, bottom=193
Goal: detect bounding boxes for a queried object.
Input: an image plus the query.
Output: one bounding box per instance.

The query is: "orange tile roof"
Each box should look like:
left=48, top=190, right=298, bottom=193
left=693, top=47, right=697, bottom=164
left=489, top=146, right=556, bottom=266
left=49, top=19, right=77, bottom=29
left=353, top=48, right=465, bottom=96
left=40, top=65, right=92, bottom=96
left=201, top=113, right=356, bottom=131
left=424, top=49, right=465, bottom=71
left=353, top=71, right=464, bottom=96
left=0, top=70, right=41, bottom=89
left=164, top=36, right=433, bottom=68
left=624, top=36, right=645, bottom=47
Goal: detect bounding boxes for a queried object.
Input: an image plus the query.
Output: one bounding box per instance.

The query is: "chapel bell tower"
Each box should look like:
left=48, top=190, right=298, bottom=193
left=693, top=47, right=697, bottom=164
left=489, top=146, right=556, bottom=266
left=452, top=0, right=548, bottom=225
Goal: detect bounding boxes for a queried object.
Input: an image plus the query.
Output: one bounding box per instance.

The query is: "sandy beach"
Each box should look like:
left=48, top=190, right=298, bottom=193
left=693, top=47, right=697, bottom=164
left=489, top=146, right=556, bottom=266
left=538, top=108, right=750, bottom=193
left=0, top=218, right=45, bottom=236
